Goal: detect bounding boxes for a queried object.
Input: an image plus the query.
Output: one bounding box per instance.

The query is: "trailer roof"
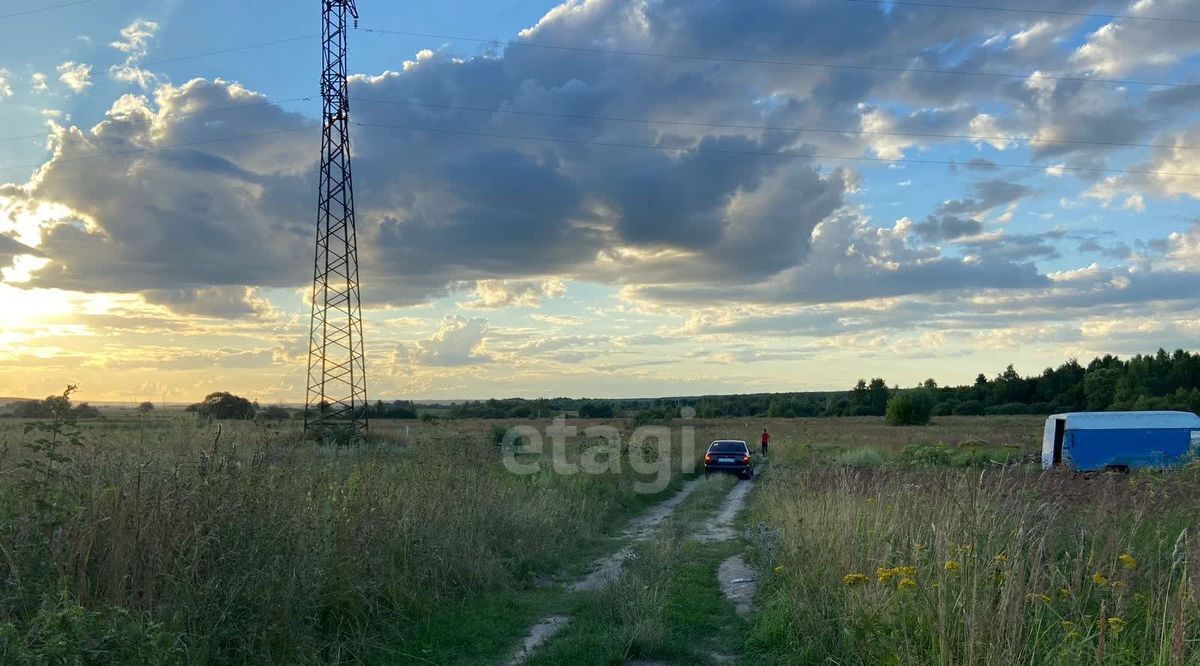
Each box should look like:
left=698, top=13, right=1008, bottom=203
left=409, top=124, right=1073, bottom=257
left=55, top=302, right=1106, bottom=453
left=1049, top=411, right=1200, bottom=430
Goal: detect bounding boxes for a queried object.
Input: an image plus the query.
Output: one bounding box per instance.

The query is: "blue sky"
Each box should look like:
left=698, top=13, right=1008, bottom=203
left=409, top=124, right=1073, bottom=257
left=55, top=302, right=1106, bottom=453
left=1, top=0, right=1198, bottom=403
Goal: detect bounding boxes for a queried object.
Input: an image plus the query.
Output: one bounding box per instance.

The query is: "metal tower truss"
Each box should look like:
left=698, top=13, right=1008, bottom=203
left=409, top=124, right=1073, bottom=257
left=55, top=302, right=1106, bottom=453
left=306, top=0, right=368, bottom=436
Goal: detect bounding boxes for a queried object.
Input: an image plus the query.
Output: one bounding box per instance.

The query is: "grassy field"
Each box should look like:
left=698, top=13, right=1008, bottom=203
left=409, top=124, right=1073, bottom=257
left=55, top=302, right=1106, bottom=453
left=1, top=412, right=1197, bottom=664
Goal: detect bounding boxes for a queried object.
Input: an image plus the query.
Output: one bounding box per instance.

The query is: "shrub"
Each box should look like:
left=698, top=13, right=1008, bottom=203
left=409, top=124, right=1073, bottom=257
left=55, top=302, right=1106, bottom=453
left=898, top=443, right=952, bottom=467
left=137, top=401, right=155, bottom=413
left=885, top=392, right=934, bottom=426
left=839, top=447, right=884, bottom=468
left=932, top=401, right=955, bottom=416
left=952, top=399, right=984, bottom=416
left=987, top=402, right=1030, bottom=416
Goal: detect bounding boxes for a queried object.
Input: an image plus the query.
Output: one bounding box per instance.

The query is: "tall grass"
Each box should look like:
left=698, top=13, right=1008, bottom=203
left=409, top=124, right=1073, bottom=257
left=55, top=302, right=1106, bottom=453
left=749, top=461, right=1200, bottom=665
left=0, top=416, right=704, bottom=663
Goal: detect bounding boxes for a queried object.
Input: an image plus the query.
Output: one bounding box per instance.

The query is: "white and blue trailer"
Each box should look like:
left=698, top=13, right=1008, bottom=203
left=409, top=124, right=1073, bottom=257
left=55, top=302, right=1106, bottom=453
left=1042, top=411, right=1200, bottom=471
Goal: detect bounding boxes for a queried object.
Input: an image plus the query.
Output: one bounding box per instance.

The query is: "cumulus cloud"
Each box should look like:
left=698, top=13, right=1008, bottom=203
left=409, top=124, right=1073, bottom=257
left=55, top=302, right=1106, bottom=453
left=57, top=61, right=92, bottom=93
left=31, top=73, right=49, bottom=93
left=1069, top=0, right=1200, bottom=76
left=411, top=315, right=490, bottom=366
left=141, top=286, right=271, bottom=318
left=0, top=70, right=12, bottom=98
left=459, top=279, right=567, bottom=309
left=5, top=0, right=1196, bottom=323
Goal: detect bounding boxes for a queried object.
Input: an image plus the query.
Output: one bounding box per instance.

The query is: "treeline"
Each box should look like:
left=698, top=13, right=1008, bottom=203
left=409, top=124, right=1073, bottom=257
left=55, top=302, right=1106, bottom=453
left=184, top=394, right=420, bottom=421
left=439, top=349, right=1200, bottom=420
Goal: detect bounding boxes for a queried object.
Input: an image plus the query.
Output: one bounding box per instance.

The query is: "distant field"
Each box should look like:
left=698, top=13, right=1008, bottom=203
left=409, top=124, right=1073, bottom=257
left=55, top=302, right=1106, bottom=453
left=1, top=413, right=1195, bottom=664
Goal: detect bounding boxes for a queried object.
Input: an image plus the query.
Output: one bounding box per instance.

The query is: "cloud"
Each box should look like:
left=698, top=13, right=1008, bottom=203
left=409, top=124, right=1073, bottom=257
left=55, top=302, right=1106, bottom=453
left=411, top=315, right=490, bottom=366
left=141, top=286, right=270, bottom=318
left=531, top=313, right=585, bottom=326
left=934, top=179, right=1034, bottom=217
left=5, top=0, right=1194, bottom=320
left=0, top=70, right=12, bottom=98
left=31, top=73, right=49, bottom=93
left=109, top=19, right=160, bottom=89
left=0, top=234, right=40, bottom=265
left=459, top=279, right=567, bottom=309
left=914, top=215, right=983, bottom=241
left=625, top=208, right=1048, bottom=306
left=1069, top=0, right=1200, bottom=76
left=57, top=61, right=92, bottom=93
left=1163, top=224, right=1200, bottom=270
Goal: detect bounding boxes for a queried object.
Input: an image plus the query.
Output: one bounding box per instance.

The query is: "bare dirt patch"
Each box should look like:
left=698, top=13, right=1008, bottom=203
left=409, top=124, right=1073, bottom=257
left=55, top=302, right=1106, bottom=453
left=717, top=555, right=757, bottom=617
left=692, top=478, right=753, bottom=543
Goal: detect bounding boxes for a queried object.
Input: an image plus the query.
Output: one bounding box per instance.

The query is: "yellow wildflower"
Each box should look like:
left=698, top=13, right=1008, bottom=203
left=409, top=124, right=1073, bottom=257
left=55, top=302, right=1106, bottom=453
left=1110, top=580, right=1126, bottom=590
left=895, top=566, right=917, bottom=577
left=1058, top=587, right=1073, bottom=598
left=944, top=560, right=961, bottom=572
left=1060, top=620, right=1075, bottom=629
left=1066, top=631, right=1080, bottom=640
left=1092, top=571, right=1109, bottom=587
left=1118, top=553, right=1137, bottom=570
left=1026, top=593, right=1052, bottom=603
left=865, top=497, right=876, bottom=504
left=994, top=553, right=1008, bottom=563
left=877, top=567, right=896, bottom=584
left=1106, top=617, right=1125, bottom=634
left=898, top=577, right=917, bottom=589
left=773, top=565, right=785, bottom=574
left=842, top=573, right=869, bottom=587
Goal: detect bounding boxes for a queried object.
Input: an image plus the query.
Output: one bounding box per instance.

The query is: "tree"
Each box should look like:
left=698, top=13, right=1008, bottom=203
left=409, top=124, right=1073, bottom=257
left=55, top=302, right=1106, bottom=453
left=885, top=392, right=934, bottom=426
left=1083, top=368, right=1121, bottom=411
left=197, top=392, right=255, bottom=420
left=137, top=402, right=155, bottom=413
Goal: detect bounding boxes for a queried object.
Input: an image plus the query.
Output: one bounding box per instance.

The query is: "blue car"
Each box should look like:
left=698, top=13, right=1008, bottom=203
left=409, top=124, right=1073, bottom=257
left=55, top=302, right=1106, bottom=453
left=704, top=440, right=753, bottom=479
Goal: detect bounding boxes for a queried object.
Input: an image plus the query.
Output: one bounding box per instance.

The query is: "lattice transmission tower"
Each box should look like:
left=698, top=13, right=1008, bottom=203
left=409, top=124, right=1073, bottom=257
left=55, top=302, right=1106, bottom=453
left=306, top=0, right=368, bottom=435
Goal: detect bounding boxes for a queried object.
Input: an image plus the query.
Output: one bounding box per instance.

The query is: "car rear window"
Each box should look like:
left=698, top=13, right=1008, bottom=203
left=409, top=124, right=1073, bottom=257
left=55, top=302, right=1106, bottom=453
left=710, top=441, right=747, bottom=453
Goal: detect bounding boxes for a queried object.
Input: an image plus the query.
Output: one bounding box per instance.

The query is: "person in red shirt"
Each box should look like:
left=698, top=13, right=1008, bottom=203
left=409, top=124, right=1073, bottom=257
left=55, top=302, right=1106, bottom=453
left=760, top=428, right=770, bottom=456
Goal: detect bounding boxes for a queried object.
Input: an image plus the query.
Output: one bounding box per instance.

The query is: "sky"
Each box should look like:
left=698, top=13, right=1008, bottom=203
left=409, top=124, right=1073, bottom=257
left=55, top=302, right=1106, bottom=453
left=0, top=0, right=1198, bottom=404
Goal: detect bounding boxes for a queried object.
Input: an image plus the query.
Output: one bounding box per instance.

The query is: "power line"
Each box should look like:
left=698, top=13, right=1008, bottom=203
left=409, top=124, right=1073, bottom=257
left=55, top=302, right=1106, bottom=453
left=362, top=29, right=1195, bottom=90
left=0, top=0, right=92, bottom=20
left=0, top=96, right=313, bottom=145
left=841, top=0, right=1200, bottom=25
left=353, top=120, right=1200, bottom=179
left=353, top=96, right=1200, bottom=152
left=139, top=35, right=318, bottom=69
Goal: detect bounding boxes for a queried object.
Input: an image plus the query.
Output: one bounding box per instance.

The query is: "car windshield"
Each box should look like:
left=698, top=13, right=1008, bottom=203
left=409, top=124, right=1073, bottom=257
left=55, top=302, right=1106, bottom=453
left=710, top=442, right=747, bottom=453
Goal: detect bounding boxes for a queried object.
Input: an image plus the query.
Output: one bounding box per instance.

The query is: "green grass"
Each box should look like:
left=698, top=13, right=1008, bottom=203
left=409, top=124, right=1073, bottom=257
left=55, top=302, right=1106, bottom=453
left=745, top=450, right=1200, bottom=665
left=526, top=475, right=754, bottom=665
left=0, top=415, right=707, bottom=664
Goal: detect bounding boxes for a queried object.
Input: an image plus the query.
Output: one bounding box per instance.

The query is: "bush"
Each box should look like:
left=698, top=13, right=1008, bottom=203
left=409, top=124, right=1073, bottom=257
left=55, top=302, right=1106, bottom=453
left=839, top=447, right=884, bottom=468
left=137, top=401, right=155, bottom=413
left=885, top=392, right=934, bottom=426
left=987, top=402, right=1030, bottom=416
left=932, top=401, right=955, bottom=416
left=952, top=399, right=984, bottom=416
